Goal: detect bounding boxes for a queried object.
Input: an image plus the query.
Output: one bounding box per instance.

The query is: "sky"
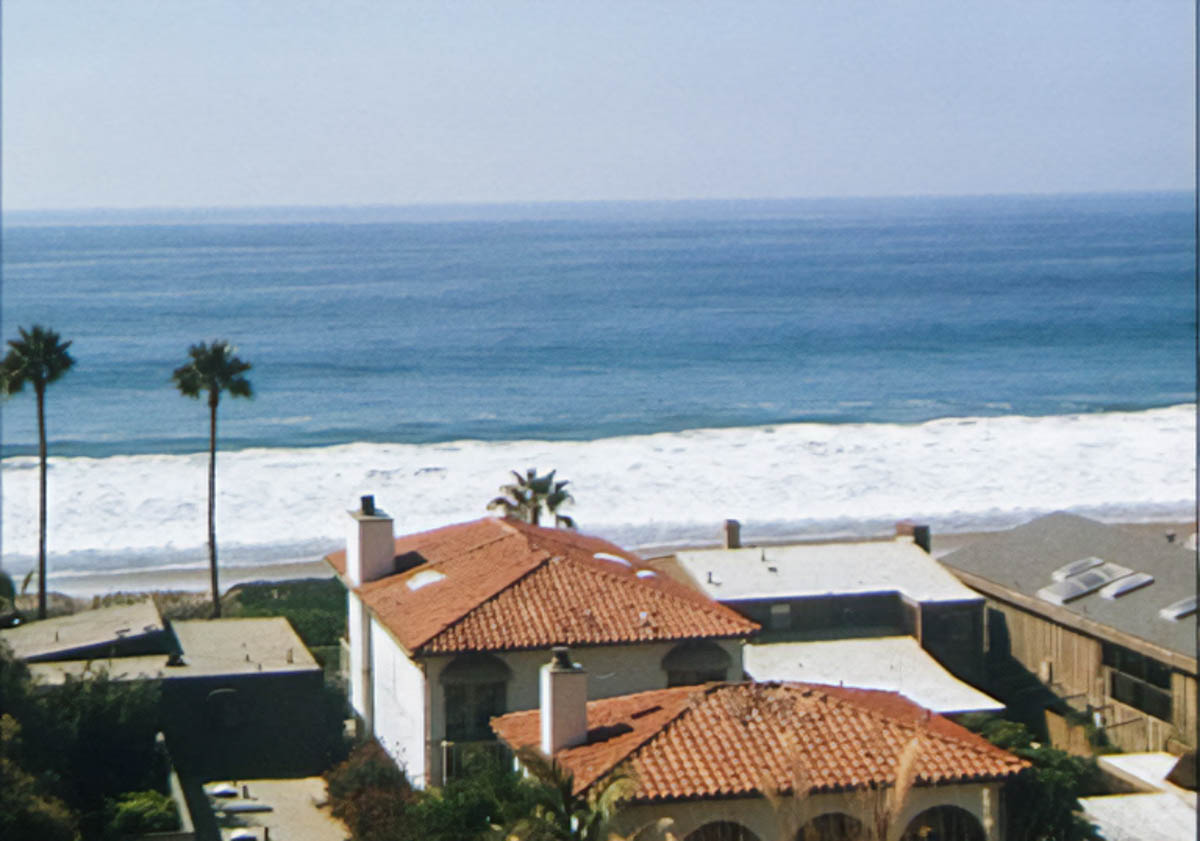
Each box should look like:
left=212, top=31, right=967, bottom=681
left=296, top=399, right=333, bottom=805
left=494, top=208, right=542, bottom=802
left=3, top=1, right=1194, bottom=210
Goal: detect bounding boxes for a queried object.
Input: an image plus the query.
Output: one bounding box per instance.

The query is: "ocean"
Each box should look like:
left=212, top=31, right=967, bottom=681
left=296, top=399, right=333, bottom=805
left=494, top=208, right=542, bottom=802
left=1, top=192, right=1194, bottom=583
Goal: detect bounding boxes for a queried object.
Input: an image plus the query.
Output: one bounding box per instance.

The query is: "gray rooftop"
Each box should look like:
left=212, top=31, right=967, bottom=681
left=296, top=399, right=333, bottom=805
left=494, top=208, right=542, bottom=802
left=0, top=599, right=164, bottom=661
left=939, top=512, right=1196, bottom=660
left=27, top=616, right=319, bottom=685
left=675, top=537, right=980, bottom=604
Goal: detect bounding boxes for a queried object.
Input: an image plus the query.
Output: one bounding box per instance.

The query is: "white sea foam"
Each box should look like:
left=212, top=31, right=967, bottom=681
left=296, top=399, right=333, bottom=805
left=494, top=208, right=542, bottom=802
left=1, top=405, right=1194, bottom=581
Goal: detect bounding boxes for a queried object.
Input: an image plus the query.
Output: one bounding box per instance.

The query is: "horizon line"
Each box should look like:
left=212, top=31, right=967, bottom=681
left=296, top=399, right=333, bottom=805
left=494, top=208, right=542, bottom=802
left=4, top=187, right=1192, bottom=218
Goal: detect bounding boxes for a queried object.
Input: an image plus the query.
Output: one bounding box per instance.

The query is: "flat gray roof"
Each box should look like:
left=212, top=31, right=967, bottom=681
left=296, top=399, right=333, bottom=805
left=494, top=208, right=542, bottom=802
left=675, top=537, right=981, bottom=603
left=744, top=636, right=1004, bottom=715
left=939, top=513, right=1196, bottom=660
left=0, top=599, right=164, bottom=661
left=27, top=616, right=319, bottom=685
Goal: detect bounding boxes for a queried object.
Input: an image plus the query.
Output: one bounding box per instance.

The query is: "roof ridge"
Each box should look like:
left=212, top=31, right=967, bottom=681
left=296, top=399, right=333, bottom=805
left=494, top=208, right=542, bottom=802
left=575, top=684, right=718, bottom=794
left=564, top=550, right=758, bottom=626
left=412, top=547, right=555, bottom=654
left=797, top=682, right=1018, bottom=774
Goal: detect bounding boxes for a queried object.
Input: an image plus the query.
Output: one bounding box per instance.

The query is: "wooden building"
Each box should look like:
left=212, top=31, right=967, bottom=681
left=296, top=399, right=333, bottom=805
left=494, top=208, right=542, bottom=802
left=939, top=512, right=1196, bottom=753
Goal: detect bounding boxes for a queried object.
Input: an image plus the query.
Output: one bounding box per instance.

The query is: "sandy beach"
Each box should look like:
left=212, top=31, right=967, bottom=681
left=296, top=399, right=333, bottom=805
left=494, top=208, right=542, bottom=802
left=31, top=518, right=1195, bottom=602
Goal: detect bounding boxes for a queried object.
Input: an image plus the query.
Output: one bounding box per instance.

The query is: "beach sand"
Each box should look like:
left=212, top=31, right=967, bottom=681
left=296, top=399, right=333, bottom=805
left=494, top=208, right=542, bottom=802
left=30, top=518, right=1195, bottom=603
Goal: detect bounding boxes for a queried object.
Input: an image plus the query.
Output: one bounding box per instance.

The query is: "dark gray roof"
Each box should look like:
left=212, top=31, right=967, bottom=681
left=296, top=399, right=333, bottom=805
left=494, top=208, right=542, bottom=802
left=939, top=512, right=1196, bottom=659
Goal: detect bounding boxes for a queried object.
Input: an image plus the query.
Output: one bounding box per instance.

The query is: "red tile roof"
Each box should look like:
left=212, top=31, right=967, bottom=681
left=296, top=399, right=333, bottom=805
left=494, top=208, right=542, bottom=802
left=326, top=517, right=759, bottom=655
left=491, top=681, right=1028, bottom=801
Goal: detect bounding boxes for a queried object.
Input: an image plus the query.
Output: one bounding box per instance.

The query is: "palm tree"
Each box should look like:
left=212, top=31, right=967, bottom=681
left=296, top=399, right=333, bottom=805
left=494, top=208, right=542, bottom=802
left=488, top=468, right=575, bottom=528
left=172, top=341, right=252, bottom=618
left=1, top=326, right=75, bottom=620
left=497, top=747, right=642, bottom=841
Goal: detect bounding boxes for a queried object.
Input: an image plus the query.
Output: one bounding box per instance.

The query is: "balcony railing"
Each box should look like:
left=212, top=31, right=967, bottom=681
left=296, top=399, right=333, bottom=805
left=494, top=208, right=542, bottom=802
left=440, top=739, right=513, bottom=784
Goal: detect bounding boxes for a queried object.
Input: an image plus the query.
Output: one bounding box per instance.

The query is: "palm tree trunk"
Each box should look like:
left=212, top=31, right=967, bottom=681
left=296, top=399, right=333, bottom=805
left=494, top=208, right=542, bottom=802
left=208, top=396, right=220, bottom=618
left=36, top=383, right=47, bottom=620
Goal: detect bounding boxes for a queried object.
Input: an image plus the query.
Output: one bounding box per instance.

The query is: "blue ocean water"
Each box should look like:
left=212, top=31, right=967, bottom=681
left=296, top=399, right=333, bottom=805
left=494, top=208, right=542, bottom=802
left=0, top=192, right=1194, bottom=580
left=2, top=192, right=1194, bottom=457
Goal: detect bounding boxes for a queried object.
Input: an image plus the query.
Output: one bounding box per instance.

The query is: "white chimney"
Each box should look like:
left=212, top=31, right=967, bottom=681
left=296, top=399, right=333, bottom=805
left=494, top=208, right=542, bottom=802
left=346, top=495, right=395, bottom=586
left=540, top=646, right=588, bottom=755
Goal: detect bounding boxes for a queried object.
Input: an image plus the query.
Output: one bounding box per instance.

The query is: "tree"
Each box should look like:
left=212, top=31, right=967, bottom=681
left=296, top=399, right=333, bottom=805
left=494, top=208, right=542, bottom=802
left=172, top=341, right=252, bottom=618
left=488, top=469, right=575, bottom=528
left=497, top=747, right=637, bottom=841
left=1, top=325, right=75, bottom=620
left=959, top=714, right=1101, bottom=841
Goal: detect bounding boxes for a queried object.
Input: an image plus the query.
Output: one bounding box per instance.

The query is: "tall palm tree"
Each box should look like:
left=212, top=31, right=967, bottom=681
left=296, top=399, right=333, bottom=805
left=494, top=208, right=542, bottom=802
left=488, top=468, right=575, bottom=528
left=172, top=341, right=252, bottom=618
left=1, top=326, right=75, bottom=620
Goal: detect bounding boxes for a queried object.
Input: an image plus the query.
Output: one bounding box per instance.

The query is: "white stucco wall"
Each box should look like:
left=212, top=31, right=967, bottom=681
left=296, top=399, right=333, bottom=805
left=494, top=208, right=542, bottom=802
left=369, top=617, right=430, bottom=785
left=613, top=782, right=1002, bottom=841
left=422, top=637, right=744, bottom=784
left=347, top=593, right=371, bottom=725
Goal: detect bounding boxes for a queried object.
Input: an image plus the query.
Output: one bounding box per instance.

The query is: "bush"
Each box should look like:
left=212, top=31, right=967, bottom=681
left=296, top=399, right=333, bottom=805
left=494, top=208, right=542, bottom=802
left=104, top=790, right=179, bottom=838
left=325, top=741, right=419, bottom=841
left=961, top=714, right=1102, bottom=841
left=224, top=578, right=347, bottom=647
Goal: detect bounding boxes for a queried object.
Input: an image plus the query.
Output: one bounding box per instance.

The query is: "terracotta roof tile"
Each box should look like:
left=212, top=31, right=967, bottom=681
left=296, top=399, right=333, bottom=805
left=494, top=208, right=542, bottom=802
left=491, top=682, right=1028, bottom=801
left=326, top=518, right=758, bottom=655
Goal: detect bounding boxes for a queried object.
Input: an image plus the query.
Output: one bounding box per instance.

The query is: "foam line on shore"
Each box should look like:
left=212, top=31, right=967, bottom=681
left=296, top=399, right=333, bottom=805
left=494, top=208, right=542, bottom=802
left=2, top=405, right=1194, bottom=579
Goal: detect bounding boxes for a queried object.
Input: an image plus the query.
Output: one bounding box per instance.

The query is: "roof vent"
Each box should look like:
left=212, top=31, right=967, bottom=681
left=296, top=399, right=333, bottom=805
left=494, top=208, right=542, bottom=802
left=1099, top=572, right=1154, bottom=600
left=1051, top=556, right=1104, bottom=581
left=1159, top=596, right=1197, bottom=621
left=361, top=495, right=376, bottom=516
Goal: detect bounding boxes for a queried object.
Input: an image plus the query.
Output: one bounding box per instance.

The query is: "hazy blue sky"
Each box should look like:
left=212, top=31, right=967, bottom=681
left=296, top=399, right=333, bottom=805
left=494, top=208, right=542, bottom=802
left=4, top=1, right=1193, bottom=210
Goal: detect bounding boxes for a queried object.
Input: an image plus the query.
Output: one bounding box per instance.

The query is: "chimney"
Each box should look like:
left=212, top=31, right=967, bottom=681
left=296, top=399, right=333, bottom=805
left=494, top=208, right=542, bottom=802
left=895, top=520, right=932, bottom=554
left=540, top=646, right=588, bottom=755
left=723, top=519, right=741, bottom=549
left=346, top=494, right=395, bottom=586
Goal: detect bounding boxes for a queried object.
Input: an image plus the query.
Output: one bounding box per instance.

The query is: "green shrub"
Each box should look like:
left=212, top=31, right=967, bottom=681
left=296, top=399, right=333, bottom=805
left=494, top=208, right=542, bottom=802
left=224, top=578, right=347, bottom=647
left=104, top=790, right=179, bottom=838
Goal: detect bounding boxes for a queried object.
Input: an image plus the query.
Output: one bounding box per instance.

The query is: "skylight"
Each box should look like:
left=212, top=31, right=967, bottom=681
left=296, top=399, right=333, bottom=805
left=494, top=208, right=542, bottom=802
left=594, top=552, right=632, bottom=567
left=1159, top=596, right=1197, bottom=621
left=407, top=569, right=446, bottom=591
left=1051, top=556, right=1104, bottom=581
left=1037, top=562, right=1133, bottom=606
left=1099, top=572, right=1154, bottom=600
left=636, top=570, right=656, bottom=579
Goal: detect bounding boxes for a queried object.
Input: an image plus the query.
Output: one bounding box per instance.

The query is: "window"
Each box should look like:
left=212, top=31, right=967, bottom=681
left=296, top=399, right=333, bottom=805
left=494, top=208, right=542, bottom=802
left=444, top=681, right=506, bottom=741
left=1102, top=643, right=1173, bottom=721
left=769, top=603, right=791, bottom=631
left=441, top=653, right=512, bottom=741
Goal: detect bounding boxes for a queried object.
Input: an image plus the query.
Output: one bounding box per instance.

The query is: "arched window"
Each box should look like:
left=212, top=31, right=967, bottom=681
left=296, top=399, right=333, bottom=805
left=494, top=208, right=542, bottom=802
left=796, top=812, right=865, bottom=841
left=685, top=821, right=762, bottom=841
left=440, top=653, right=512, bottom=741
left=899, top=805, right=985, bottom=841
left=662, top=640, right=732, bottom=686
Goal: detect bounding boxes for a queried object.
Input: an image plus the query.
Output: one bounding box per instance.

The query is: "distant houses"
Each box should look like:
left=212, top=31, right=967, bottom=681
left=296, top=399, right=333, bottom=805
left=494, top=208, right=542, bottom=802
left=938, top=512, right=1197, bottom=753
left=323, top=496, right=758, bottom=786
left=654, top=521, right=1002, bottom=716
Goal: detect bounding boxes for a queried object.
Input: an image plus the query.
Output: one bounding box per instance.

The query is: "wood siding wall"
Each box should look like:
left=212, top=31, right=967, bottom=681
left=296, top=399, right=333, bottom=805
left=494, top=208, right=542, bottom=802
left=983, top=597, right=1196, bottom=752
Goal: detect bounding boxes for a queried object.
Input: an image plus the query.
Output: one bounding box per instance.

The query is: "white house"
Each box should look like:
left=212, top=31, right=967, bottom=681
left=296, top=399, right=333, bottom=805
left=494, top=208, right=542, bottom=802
left=493, top=647, right=1028, bottom=841
left=324, top=496, right=759, bottom=786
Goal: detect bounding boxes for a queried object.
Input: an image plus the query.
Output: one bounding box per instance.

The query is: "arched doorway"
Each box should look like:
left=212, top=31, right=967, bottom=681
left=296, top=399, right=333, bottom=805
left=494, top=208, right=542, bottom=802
left=899, top=805, right=985, bottom=841
left=662, top=639, right=732, bottom=686
left=796, top=812, right=865, bottom=841
left=684, top=821, right=762, bottom=841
